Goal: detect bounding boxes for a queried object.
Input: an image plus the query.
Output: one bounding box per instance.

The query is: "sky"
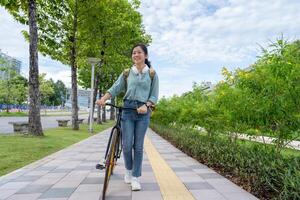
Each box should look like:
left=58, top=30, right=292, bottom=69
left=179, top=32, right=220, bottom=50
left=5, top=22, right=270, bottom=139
left=1, top=0, right=300, bottom=98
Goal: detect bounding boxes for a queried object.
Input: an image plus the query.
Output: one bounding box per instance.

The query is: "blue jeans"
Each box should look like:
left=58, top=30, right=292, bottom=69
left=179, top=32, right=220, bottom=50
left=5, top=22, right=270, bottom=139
left=121, top=99, right=150, bottom=177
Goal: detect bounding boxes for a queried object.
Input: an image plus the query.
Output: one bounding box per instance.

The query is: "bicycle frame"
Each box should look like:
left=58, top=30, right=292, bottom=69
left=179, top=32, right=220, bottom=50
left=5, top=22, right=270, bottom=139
left=103, top=103, right=137, bottom=162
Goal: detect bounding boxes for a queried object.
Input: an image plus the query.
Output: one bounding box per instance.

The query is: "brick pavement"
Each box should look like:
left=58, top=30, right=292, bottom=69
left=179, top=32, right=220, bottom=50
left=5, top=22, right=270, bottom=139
left=0, top=128, right=259, bottom=200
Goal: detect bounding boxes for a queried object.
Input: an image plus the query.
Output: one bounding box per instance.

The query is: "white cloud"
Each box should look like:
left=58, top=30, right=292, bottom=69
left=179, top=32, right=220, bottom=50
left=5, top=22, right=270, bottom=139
left=1, top=1, right=300, bottom=98
left=140, top=0, right=300, bottom=64
left=138, top=0, right=300, bottom=97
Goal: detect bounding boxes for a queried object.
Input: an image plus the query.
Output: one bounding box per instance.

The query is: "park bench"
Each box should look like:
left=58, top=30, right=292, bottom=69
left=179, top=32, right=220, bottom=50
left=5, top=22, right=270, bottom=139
left=77, top=118, right=84, bottom=124
left=56, top=119, right=70, bottom=127
left=9, top=121, right=29, bottom=134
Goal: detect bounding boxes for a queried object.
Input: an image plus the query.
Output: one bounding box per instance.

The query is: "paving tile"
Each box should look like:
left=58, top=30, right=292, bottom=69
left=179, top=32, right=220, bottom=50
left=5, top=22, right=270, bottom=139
left=32, top=178, right=61, bottom=185
left=50, top=169, right=71, bottom=173
left=13, top=175, right=41, bottom=182
left=87, top=172, right=105, bottom=178
left=189, top=164, right=209, bottom=169
left=42, top=173, right=67, bottom=179
left=132, top=191, right=162, bottom=200
left=0, top=179, right=9, bottom=187
left=68, top=191, right=100, bottom=200
left=110, top=173, right=123, bottom=181
left=190, top=189, right=226, bottom=200
left=141, top=182, right=160, bottom=191
left=105, top=196, right=131, bottom=200
left=212, top=183, right=246, bottom=194
left=38, top=188, right=76, bottom=199
left=37, top=197, right=67, bottom=200
left=17, top=184, right=52, bottom=194
left=52, top=180, right=82, bottom=188
left=0, top=189, right=18, bottom=199
left=81, top=177, right=104, bottom=184
left=0, top=181, right=31, bottom=190
left=222, top=192, right=259, bottom=200
left=74, top=184, right=102, bottom=192
left=35, top=167, right=57, bottom=171
left=7, top=193, right=42, bottom=200
left=171, top=167, right=191, bottom=172
left=199, top=173, right=224, bottom=179
left=184, top=182, right=214, bottom=190
left=25, top=171, right=50, bottom=176
left=193, top=168, right=216, bottom=174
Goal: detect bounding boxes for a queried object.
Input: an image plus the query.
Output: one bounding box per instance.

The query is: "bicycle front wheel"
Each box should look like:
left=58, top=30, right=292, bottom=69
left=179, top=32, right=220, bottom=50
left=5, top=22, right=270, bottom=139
left=102, top=128, right=119, bottom=200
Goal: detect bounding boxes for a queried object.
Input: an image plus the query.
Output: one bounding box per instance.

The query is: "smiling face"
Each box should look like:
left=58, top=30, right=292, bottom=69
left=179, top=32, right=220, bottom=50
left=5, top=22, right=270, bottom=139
left=132, top=46, right=148, bottom=66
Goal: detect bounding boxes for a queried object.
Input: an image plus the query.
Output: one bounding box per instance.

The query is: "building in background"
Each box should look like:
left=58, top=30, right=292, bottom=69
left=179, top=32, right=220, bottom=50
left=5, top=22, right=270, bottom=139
left=0, top=49, right=21, bottom=79
left=65, top=88, right=92, bottom=110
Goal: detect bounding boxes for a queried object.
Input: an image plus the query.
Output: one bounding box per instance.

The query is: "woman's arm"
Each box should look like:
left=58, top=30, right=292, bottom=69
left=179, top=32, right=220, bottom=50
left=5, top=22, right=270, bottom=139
left=96, top=92, right=112, bottom=106
left=148, top=73, right=159, bottom=105
left=96, top=72, right=125, bottom=106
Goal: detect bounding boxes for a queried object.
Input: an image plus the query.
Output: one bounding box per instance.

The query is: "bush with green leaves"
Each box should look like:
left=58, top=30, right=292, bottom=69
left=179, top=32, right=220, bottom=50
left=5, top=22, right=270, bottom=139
left=153, top=39, right=300, bottom=151
left=151, top=39, right=300, bottom=199
left=150, top=123, right=300, bottom=200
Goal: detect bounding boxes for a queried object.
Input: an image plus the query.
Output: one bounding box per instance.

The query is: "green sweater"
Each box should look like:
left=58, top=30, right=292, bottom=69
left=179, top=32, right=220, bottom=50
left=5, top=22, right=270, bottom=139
left=107, top=67, right=159, bottom=104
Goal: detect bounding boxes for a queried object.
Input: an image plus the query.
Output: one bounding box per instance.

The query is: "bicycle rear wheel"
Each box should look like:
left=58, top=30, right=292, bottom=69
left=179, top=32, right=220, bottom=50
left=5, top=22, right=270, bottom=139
left=102, top=128, right=119, bottom=200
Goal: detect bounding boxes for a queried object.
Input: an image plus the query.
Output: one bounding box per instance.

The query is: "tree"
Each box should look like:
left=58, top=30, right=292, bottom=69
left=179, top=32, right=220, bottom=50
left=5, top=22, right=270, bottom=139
left=77, top=0, right=151, bottom=122
left=1, top=0, right=43, bottom=135
left=0, top=52, right=28, bottom=112
left=52, top=80, right=67, bottom=106
left=10, top=75, right=28, bottom=107
left=39, top=74, right=55, bottom=106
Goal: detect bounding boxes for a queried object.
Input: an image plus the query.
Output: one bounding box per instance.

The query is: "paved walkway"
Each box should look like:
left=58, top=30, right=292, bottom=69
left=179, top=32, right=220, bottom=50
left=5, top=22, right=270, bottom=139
left=0, top=128, right=258, bottom=200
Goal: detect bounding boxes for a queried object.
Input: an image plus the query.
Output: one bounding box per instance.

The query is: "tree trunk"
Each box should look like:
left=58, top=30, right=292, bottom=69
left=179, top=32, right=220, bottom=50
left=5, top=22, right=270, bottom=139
left=110, top=96, right=115, bottom=120
left=28, top=0, right=43, bottom=136
left=71, top=0, right=79, bottom=130
left=102, top=105, right=106, bottom=122
left=97, top=105, right=102, bottom=124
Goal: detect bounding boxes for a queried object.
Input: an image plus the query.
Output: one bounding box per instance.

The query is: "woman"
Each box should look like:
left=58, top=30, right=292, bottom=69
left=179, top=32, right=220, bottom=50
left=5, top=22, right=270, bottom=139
left=96, top=44, right=159, bottom=191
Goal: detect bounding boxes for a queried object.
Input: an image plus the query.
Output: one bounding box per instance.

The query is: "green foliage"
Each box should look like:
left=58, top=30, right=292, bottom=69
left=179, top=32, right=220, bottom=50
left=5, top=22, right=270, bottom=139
left=77, top=0, right=151, bottom=93
left=0, top=57, right=28, bottom=108
left=151, top=39, right=300, bottom=199
left=39, top=74, right=67, bottom=106
left=39, top=73, right=54, bottom=106
left=153, top=39, right=300, bottom=152
left=150, top=123, right=300, bottom=200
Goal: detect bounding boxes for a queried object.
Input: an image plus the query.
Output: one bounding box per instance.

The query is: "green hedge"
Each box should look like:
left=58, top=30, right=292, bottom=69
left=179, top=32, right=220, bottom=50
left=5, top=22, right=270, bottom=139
left=150, top=122, right=300, bottom=200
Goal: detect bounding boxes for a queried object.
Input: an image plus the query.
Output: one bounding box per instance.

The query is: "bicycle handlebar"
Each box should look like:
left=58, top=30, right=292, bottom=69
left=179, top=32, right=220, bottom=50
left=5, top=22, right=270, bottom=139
left=105, top=103, right=136, bottom=110
left=105, top=103, right=155, bottom=111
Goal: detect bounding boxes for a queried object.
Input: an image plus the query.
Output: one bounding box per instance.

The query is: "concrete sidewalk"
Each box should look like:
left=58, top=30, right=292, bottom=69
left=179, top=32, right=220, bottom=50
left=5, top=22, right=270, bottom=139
left=0, top=128, right=259, bottom=200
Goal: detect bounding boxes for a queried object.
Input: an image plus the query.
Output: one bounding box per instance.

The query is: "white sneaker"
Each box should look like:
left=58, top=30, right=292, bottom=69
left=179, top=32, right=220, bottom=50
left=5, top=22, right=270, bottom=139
left=131, top=177, right=141, bottom=191
left=124, top=170, right=132, bottom=184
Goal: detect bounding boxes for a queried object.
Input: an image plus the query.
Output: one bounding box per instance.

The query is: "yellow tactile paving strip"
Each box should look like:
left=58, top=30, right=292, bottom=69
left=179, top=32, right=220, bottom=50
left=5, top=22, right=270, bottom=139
left=144, top=136, right=195, bottom=200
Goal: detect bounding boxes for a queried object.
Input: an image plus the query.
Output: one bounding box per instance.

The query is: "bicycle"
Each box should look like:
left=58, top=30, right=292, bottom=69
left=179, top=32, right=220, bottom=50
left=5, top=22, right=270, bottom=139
left=95, top=103, right=136, bottom=200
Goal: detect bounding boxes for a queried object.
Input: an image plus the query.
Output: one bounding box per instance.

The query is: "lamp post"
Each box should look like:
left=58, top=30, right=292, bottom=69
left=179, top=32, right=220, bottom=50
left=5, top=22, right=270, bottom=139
left=87, top=57, right=101, bottom=133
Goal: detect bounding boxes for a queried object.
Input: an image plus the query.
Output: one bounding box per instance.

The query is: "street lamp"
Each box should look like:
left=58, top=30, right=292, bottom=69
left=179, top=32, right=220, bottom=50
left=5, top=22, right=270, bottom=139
left=87, top=57, right=101, bottom=133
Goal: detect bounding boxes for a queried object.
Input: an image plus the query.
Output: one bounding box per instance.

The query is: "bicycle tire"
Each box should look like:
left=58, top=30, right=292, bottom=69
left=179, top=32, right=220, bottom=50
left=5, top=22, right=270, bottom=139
left=102, top=128, right=118, bottom=200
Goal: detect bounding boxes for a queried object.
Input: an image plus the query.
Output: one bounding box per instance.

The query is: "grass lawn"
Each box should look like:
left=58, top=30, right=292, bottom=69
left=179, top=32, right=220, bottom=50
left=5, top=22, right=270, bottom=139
left=0, top=110, right=89, bottom=117
left=0, top=112, right=28, bottom=117
left=0, top=121, right=114, bottom=176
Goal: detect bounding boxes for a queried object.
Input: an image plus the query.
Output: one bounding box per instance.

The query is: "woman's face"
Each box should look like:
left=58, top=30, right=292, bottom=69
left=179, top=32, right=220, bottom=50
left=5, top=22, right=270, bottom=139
left=132, top=46, right=147, bottom=66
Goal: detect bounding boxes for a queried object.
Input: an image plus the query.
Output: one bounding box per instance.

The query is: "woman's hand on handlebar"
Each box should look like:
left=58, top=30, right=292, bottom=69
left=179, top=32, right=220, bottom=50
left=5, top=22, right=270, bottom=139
left=96, top=98, right=106, bottom=106
left=137, top=104, right=148, bottom=114
left=96, top=93, right=111, bottom=106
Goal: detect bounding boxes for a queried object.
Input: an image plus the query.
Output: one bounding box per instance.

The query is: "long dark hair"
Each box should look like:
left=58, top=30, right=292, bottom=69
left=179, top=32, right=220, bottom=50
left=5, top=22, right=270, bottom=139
left=131, top=43, right=151, bottom=68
